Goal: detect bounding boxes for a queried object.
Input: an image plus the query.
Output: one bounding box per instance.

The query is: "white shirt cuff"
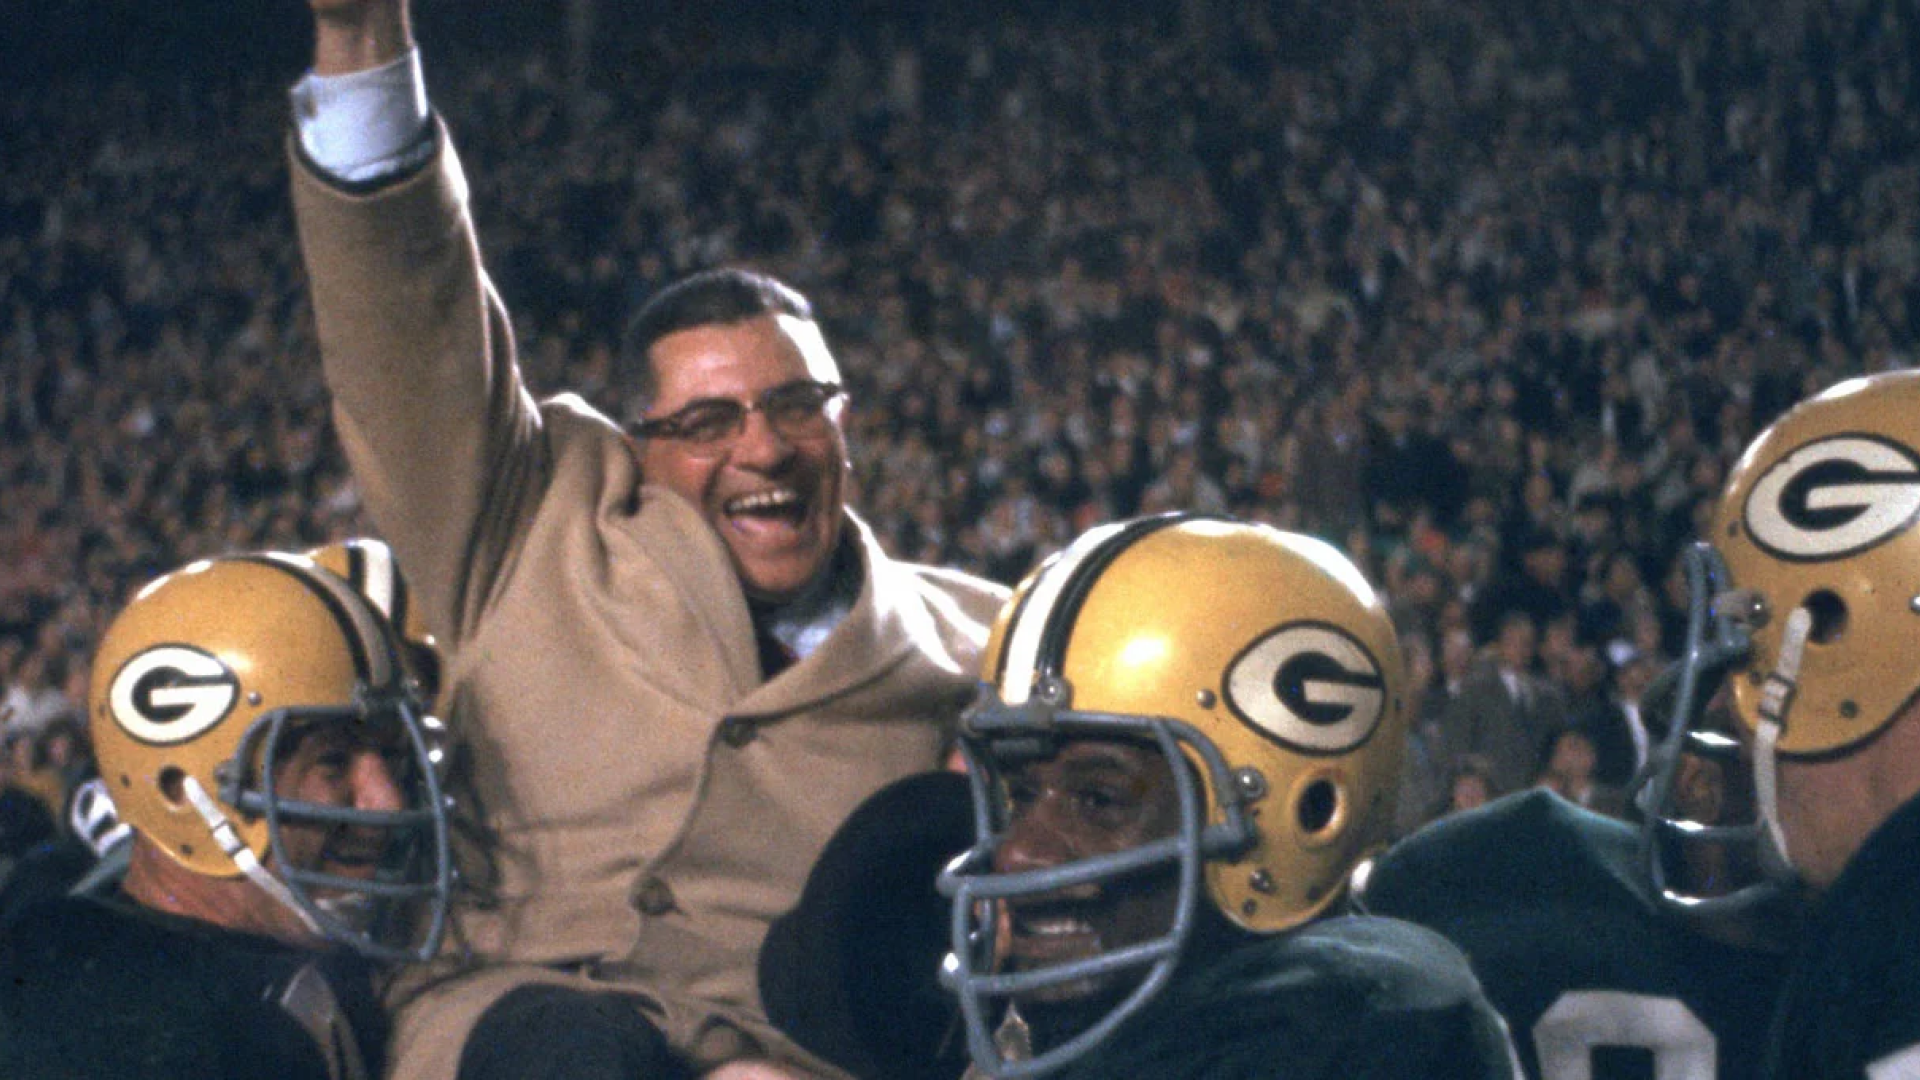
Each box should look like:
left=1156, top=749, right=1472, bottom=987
left=290, top=49, right=434, bottom=183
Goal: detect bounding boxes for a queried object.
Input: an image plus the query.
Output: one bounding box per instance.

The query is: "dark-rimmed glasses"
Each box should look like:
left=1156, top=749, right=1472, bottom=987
left=630, top=380, right=844, bottom=456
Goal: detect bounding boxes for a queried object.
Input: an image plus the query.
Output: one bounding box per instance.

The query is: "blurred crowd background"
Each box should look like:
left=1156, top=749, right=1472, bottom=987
left=3, top=0, right=1917, bottom=858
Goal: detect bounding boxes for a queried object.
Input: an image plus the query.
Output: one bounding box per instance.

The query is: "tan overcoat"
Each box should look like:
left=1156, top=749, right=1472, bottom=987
left=289, top=126, right=1007, bottom=1078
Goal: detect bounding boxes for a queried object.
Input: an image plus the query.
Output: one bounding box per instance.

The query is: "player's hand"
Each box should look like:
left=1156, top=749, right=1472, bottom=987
left=306, top=0, right=411, bottom=76
left=308, top=0, right=399, bottom=22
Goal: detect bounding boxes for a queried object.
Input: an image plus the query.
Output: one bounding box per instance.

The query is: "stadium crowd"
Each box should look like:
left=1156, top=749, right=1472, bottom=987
left=2, top=0, right=1918, bottom=859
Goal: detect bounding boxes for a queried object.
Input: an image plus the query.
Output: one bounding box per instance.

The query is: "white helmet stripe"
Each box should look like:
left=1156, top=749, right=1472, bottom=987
left=998, top=520, right=1131, bottom=705
left=344, top=539, right=400, bottom=621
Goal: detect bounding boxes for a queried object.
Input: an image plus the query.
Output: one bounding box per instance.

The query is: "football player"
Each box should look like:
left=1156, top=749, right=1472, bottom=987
left=1651, top=370, right=1920, bottom=1079
left=0, top=536, right=440, bottom=924
left=1358, top=739, right=1791, bottom=1078
left=937, top=514, right=1519, bottom=1079
left=0, top=551, right=454, bottom=1080
left=1360, top=536, right=1796, bottom=1080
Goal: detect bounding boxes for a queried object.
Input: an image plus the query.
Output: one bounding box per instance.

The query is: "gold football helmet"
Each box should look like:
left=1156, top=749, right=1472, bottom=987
left=88, top=552, right=453, bottom=960
left=1647, top=371, right=1920, bottom=910
left=305, top=537, right=443, bottom=712
left=939, top=514, right=1408, bottom=1078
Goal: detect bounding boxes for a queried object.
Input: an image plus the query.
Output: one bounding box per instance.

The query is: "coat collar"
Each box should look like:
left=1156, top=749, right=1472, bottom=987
left=738, top=510, right=973, bottom=715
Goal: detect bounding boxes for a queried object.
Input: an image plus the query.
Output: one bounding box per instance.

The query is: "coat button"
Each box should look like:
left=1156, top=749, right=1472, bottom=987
left=632, top=876, right=676, bottom=916
left=719, top=718, right=758, bottom=748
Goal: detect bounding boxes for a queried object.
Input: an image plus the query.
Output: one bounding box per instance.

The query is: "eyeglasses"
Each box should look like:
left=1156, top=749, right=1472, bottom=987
left=630, top=380, right=844, bottom=455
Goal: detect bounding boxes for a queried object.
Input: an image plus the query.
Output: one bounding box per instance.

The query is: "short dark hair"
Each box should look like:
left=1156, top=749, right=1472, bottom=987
left=619, top=268, right=817, bottom=420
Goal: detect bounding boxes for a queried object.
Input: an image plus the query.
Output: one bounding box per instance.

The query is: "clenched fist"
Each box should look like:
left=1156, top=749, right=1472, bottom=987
left=307, top=0, right=411, bottom=76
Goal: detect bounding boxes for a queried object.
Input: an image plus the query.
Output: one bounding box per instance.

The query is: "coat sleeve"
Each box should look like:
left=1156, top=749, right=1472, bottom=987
left=289, top=122, right=551, bottom=648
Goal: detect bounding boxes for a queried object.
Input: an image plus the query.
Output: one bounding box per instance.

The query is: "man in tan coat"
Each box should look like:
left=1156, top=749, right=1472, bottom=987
left=284, top=3, right=1008, bottom=1077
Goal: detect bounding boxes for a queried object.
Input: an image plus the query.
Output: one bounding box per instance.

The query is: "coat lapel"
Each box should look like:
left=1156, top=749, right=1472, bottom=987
left=736, top=512, right=966, bottom=716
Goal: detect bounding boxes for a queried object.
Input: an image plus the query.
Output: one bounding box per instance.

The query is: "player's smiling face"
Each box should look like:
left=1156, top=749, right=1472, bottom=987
left=990, top=738, right=1183, bottom=1008
left=255, top=721, right=409, bottom=947
left=639, top=314, right=849, bottom=603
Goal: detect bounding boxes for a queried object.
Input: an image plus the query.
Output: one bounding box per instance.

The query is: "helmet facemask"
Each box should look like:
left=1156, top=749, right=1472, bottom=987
left=218, top=692, right=454, bottom=963
left=938, top=676, right=1256, bottom=1080
left=1638, top=542, right=1805, bottom=929
left=1640, top=544, right=1763, bottom=910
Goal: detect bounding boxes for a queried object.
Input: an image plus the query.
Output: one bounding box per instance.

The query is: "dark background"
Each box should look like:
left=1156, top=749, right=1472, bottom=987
left=3, top=0, right=1130, bottom=87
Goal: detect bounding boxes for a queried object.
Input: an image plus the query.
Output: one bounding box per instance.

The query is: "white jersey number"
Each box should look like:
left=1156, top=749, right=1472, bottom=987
left=1532, top=991, right=1714, bottom=1080
left=1869, top=1041, right=1920, bottom=1080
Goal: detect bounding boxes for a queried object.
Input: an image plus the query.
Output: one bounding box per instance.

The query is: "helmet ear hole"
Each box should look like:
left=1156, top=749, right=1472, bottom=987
left=158, top=766, right=188, bottom=807
left=407, top=643, right=442, bottom=702
left=1804, top=589, right=1848, bottom=645
left=1296, top=777, right=1340, bottom=836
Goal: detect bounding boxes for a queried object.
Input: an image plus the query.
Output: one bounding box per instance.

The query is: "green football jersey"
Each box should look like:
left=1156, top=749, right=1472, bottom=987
left=1042, top=915, right=1518, bottom=1080
left=1363, top=790, right=1786, bottom=1080
left=0, top=892, right=385, bottom=1080
left=1763, top=793, right=1920, bottom=1080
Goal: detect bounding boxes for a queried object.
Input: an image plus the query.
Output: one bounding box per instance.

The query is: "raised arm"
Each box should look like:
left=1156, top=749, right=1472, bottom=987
left=288, top=0, right=560, bottom=652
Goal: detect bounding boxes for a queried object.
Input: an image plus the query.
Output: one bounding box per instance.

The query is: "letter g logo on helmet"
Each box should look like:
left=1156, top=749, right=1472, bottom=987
left=1225, top=622, right=1386, bottom=755
left=108, top=645, right=240, bottom=745
left=1744, top=435, right=1920, bottom=562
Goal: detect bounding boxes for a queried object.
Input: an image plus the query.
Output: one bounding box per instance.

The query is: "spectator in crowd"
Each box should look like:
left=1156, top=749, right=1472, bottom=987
left=283, top=2, right=1006, bottom=1079
left=0, top=730, right=59, bottom=826
left=0, top=550, right=454, bottom=1079
left=1473, top=526, right=1575, bottom=649
left=5, top=713, right=90, bottom=829
left=1547, top=635, right=1645, bottom=794
left=1575, top=546, right=1659, bottom=657
left=1434, top=753, right=1503, bottom=823
left=1531, top=726, right=1627, bottom=819
left=1, top=650, right=77, bottom=739
left=1612, top=645, right=1665, bottom=754
left=1392, top=629, right=1451, bottom=838
left=1391, top=624, right=1483, bottom=835
left=1438, top=609, right=1569, bottom=797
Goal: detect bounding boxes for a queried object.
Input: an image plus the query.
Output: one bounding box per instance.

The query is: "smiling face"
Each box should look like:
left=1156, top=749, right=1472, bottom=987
left=990, top=739, right=1183, bottom=1012
left=253, top=720, right=409, bottom=947
left=638, top=313, right=849, bottom=602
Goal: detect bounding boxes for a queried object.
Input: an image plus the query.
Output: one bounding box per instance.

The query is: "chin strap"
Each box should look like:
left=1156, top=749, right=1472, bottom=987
left=182, top=775, right=324, bottom=937
left=1751, top=606, right=1811, bottom=874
